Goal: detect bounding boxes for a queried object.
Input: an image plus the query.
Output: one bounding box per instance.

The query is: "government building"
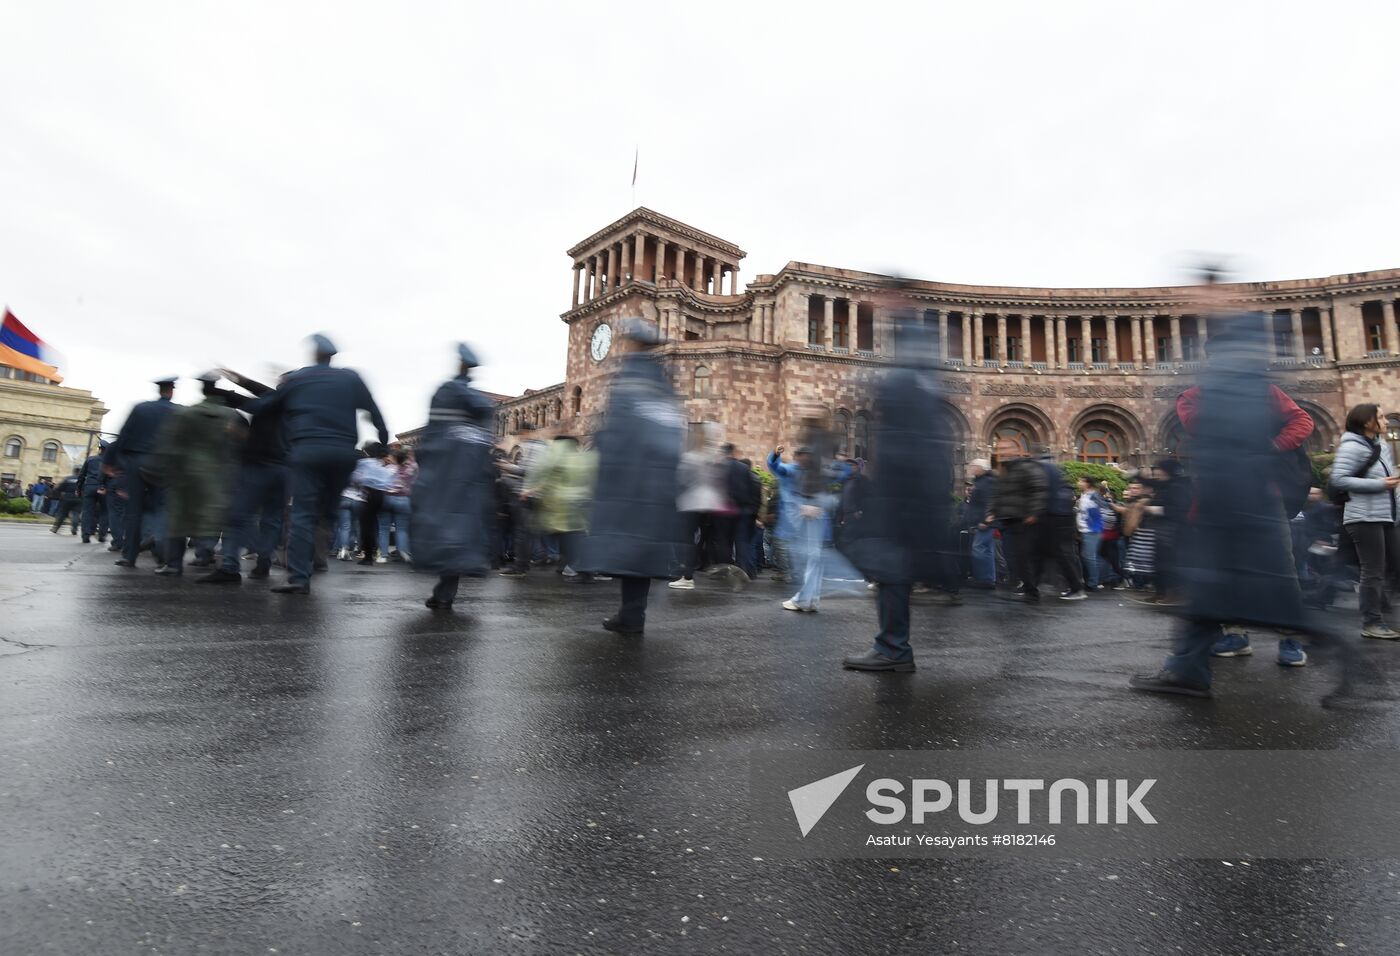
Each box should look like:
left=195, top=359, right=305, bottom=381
left=0, top=366, right=108, bottom=491
left=494, top=208, right=1400, bottom=468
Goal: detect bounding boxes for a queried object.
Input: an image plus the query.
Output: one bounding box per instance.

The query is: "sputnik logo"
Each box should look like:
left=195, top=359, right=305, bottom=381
left=787, top=764, right=864, bottom=837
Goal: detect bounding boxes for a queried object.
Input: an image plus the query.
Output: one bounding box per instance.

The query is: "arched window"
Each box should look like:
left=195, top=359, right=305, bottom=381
left=834, top=409, right=853, bottom=457
left=693, top=365, right=713, bottom=398
left=42, top=441, right=60, bottom=463
left=3, top=437, right=21, bottom=459
left=991, top=419, right=1037, bottom=464
left=1162, top=418, right=1187, bottom=458
left=1076, top=422, right=1124, bottom=463
left=854, top=412, right=872, bottom=460
left=571, top=386, right=582, bottom=417
left=552, top=398, right=562, bottom=422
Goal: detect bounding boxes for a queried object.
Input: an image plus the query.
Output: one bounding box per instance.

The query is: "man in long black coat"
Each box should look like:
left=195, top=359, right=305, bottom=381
left=839, top=321, right=956, bottom=672
left=1129, top=314, right=1371, bottom=702
left=411, top=343, right=498, bottom=610
left=578, top=317, right=687, bottom=635
left=107, top=376, right=178, bottom=567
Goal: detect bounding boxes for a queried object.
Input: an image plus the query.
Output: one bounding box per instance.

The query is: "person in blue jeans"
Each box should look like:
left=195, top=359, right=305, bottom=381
left=964, top=458, right=997, bottom=586
left=767, top=444, right=834, bottom=612
left=1075, top=476, right=1105, bottom=589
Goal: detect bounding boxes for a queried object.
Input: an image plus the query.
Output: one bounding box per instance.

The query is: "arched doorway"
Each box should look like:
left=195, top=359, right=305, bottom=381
left=1075, top=421, right=1126, bottom=463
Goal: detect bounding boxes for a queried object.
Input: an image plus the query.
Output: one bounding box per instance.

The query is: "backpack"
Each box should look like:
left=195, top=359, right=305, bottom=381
left=1327, top=440, right=1383, bottom=506
left=1277, top=444, right=1313, bottom=518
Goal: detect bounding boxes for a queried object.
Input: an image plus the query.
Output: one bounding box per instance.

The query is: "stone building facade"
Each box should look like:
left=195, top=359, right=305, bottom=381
left=496, top=208, right=1400, bottom=467
left=0, top=365, right=108, bottom=490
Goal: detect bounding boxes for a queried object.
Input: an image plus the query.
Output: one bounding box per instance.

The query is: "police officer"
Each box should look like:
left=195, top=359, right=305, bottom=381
left=107, top=376, right=178, bottom=568
left=78, top=441, right=109, bottom=543
left=242, top=334, right=388, bottom=594
left=196, top=368, right=289, bottom=584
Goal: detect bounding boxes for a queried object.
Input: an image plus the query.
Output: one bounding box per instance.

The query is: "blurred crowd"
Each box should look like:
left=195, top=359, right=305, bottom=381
left=34, top=275, right=1398, bottom=705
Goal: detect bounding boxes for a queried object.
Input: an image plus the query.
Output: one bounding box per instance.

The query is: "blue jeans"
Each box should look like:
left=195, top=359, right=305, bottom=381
left=971, top=527, right=996, bottom=583
left=221, top=462, right=287, bottom=572
left=1080, top=531, right=1102, bottom=588
left=1164, top=617, right=1223, bottom=686
left=335, top=499, right=362, bottom=552
left=381, top=493, right=411, bottom=557
left=791, top=514, right=826, bottom=608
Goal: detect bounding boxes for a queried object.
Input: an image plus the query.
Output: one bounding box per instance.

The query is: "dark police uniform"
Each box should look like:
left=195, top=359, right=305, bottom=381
left=78, top=448, right=108, bottom=542
left=105, top=385, right=177, bottom=565
left=243, top=359, right=387, bottom=591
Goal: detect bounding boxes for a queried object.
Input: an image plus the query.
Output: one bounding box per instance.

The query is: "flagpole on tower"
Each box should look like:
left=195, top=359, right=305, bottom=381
left=631, top=145, right=638, bottom=208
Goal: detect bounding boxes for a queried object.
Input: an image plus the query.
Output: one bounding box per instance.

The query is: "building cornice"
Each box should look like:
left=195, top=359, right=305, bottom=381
left=567, top=207, right=746, bottom=260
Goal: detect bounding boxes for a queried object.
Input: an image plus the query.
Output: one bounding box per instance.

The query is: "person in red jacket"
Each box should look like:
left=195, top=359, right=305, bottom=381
left=1174, top=377, right=1313, bottom=666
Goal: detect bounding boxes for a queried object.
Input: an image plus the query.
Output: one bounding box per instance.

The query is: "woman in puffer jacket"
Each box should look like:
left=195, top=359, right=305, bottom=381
left=1328, top=403, right=1400, bottom=639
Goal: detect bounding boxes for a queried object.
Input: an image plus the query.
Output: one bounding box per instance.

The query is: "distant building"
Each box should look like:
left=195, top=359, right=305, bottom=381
left=0, top=365, right=108, bottom=490
left=493, top=207, right=1400, bottom=467
left=394, top=390, right=514, bottom=449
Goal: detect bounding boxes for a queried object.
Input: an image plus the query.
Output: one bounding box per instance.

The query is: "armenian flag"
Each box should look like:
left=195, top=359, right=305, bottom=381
left=0, top=309, right=64, bottom=383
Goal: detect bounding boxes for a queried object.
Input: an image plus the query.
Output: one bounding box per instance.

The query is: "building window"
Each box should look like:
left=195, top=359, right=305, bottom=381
left=855, top=305, right=874, bottom=351
left=3, top=437, right=21, bottom=459
left=983, top=336, right=995, bottom=360
left=42, top=441, right=60, bottom=462
left=1090, top=338, right=1107, bottom=363
left=835, top=410, right=852, bottom=457
left=1156, top=338, right=1170, bottom=363
left=1077, top=424, right=1124, bottom=463
left=1367, top=323, right=1385, bottom=353
left=991, top=420, right=1037, bottom=463
left=1066, top=339, right=1080, bottom=363
left=1006, top=337, right=1021, bottom=362
left=833, top=313, right=848, bottom=350
left=571, top=386, right=582, bottom=416
left=693, top=366, right=713, bottom=398
left=1182, top=338, right=1199, bottom=361
left=854, top=412, right=871, bottom=460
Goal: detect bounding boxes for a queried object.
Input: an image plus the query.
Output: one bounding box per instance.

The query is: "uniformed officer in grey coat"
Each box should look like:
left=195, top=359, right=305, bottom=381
left=242, top=334, right=388, bottom=594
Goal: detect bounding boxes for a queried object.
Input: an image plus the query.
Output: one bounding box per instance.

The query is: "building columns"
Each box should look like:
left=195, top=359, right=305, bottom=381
left=676, top=249, right=688, bottom=288
left=1077, top=316, right=1089, bottom=364
left=1383, top=300, right=1399, bottom=356
left=1288, top=309, right=1305, bottom=361
left=1195, top=314, right=1208, bottom=357
left=996, top=314, right=1007, bottom=366
left=654, top=240, right=667, bottom=282
left=1056, top=316, right=1068, bottom=369
left=939, top=312, right=949, bottom=363
left=731, top=265, right=740, bottom=295
left=1106, top=315, right=1118, bottom=365
left=605, top=246, right=617, bottom=294
left=571, top=264, right=581, bottom=308
left=1319, top=305, right=1335, bottom=361
left=961, top=312, right=972, bottom=363
left=824, top=296, right=835, bottom=350
left=1170, top=315, right=1183, bottom=363
left=1018, top=315, right=1030, bottom=363
left=710, top=259, right=721, bottom=294
left=1130, top=315, right=1142, bottom=368
left=973, top=313, right=984, bottom=364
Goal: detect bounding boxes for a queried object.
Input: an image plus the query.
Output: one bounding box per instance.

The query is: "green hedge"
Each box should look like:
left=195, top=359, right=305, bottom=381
left=1058, top=461, right=1128, bottom=498
left=1309, top=452, right=1334, bottom=488
left=3, top=497, right=35, bottom=515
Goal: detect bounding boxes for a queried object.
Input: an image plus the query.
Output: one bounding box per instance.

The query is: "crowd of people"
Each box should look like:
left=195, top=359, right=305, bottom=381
left=34, top=276, right=1399, bottom=703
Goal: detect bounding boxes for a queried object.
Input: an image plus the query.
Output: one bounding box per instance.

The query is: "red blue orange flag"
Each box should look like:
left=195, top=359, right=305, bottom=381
left=0, top=309, right=64, bottom=383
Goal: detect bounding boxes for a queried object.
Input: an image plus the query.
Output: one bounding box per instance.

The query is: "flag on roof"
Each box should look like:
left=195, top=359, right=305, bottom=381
left=0, top=309, right=64, bottom=383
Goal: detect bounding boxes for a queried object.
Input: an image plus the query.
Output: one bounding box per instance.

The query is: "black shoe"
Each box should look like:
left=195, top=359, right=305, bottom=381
left=195, top=568, right=241, bottom=585
left=1129, top=669, right=1211, bottom=699
left=114, top=558, right=135, bottom=567
left=425, top=598, right=454, bottom=610
left=97, top=535, right=107, bottom=543
left=271, top=583, right=310, bottom=594
left=842, top=651, right=916, bottom=673
left=81, top=536, right=91, bottom=543
left=137, top=537, right=155, bottom=553
left=602, top=616, right=643, bottom=636
left=357, top=557, right=375, bottom=566
left=107, top=543, right=122, bottom=552
left=50, top=527, right=59, bottom=534
left=154, top=565, right=182, bottom=576
left=249, top=562, right=271, bottom=579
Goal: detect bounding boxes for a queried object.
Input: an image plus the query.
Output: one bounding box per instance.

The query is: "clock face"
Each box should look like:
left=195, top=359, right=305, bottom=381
left=590, top=323, right=612, bottom=362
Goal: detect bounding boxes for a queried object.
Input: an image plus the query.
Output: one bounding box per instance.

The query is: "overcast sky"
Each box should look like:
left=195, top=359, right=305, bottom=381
left=2, top=1, right=1396, bottom=436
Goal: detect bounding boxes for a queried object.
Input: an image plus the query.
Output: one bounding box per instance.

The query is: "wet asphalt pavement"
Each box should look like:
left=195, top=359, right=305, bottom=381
left=3, top=521, right=1400, bottom=955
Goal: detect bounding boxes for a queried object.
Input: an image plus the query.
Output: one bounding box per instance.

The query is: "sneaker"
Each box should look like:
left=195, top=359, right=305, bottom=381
left=154, top=565, right=182, bottom=576
left=1277, top=638, right=1308, bottom=667
left=1361, top=623, right=1400, bottom=640
left=1128, top=669, right=1212, bottom=699
left=337, top=548, right=351, bottom=561
left=781, top=599, right=816, bottom=613
left=668, top=578, right=695, bottom=590
left=1112, top=581, right=1129, bottom=591
left=1210, top=632, right=1253, bottom=657
left=560, top=566, right=579, bottom=578
left=1058, top=590, right=1087, bottom=601
left=374, top=552, right=388, bottom=565
left=194, top=568, right=242, bottom=585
